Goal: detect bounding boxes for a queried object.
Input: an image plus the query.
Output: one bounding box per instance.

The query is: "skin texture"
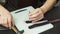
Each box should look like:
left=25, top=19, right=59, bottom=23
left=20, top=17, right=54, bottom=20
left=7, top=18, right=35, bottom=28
left=0, top=0, right=56, bottom=29
left=0, top=5, right=14, bottom=29
left=29, top=0, right=56, bottom=22
left=29, top=8, right=44, bottom=22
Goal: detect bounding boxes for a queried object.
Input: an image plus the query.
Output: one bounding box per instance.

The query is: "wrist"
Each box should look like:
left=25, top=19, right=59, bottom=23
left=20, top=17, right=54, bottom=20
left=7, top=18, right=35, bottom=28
left=40, top=6, right=48, bottom=14
left=38, top=7, right=45, bottom=14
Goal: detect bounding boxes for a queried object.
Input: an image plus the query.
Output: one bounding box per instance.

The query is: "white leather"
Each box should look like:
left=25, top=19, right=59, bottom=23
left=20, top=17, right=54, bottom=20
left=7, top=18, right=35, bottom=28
left=11, top=6, right=54, bottom=34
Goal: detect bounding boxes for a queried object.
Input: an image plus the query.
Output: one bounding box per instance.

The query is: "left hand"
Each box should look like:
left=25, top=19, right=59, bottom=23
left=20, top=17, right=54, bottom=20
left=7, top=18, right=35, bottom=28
left=29, top=8, right=44, bottom=22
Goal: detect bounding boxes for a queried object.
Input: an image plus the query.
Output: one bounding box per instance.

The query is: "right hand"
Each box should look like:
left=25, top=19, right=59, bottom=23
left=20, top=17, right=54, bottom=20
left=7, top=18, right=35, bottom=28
left=0, top=10, right=14, bottom=29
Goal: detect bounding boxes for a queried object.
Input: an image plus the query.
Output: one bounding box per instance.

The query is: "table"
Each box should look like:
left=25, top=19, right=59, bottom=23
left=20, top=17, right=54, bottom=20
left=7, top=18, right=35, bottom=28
left=40, top=7, right=60, bottom=34
left=0, top=7, right=60, bottom=34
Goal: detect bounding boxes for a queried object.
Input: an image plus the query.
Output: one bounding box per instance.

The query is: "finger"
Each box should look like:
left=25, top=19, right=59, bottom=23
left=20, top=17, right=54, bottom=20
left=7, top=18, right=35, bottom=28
left=32, top=17, right=44, bottom=22
left=29, top=12, right=40, bottom=18
left=32, top=14, right=43, bottom=22
left=0, top=17, right=3, bottom=25
left=8, top=16, right=12, bottom=29
left=32, top=14, right=44, bottom=22
left=3, top=24, right=8, bottom=28
left=11, top=16, right=14, bottom=27
left=3, top=17, right=8, bottom=28
left=29, top=12, right=41, bottom=21
left=30, top=15, right=41, bottom=21
left=0, top=15, right=2, bottom=24
left=29, top=8, right=40, bottom=16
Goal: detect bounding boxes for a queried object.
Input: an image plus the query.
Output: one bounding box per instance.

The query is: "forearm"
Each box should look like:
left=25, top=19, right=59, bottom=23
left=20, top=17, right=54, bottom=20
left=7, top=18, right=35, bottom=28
left=40, top=0, right=57, bottom=14
left=0, top=4, right=9, bottom=12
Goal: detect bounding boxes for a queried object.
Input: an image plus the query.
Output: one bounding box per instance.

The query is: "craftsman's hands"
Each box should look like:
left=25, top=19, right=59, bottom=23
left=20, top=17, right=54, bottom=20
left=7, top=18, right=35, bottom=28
left=0, top=10, right=14, bottom=29
left=29, top=8, right=44, bottom=22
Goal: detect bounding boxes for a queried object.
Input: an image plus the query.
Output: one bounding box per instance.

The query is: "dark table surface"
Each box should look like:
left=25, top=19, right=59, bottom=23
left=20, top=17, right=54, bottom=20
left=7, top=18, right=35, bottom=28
left=41, top=7, right=60, bottom=34
left=0, top=7, right=60, bottom=34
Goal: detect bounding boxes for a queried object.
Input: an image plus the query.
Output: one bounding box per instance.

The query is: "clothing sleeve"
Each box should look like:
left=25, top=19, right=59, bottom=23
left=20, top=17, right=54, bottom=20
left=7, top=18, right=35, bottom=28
left=0, top=0, right=6, bottom=5
left=0, top=0, right=2, bottom=4
left=34, top=0, right=46, bottom=8
left=55, top=0, right=60, bottom=7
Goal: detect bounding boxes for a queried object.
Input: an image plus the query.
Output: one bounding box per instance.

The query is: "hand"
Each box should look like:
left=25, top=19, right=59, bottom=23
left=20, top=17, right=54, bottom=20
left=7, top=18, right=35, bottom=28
left=29, top=8, right=44, bottom=22
left=0, top=10, right=14, bottom=29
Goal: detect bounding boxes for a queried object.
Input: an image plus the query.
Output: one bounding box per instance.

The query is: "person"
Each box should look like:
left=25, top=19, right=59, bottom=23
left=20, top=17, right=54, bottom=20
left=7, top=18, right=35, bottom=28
left=0, top=0, right=57, bottom=34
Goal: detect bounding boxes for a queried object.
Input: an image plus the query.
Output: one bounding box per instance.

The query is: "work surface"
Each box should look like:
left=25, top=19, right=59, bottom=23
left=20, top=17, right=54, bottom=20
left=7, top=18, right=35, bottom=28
left=0, top=7, right=60, bottom=34
left=41, top=7, right=60, bottom=34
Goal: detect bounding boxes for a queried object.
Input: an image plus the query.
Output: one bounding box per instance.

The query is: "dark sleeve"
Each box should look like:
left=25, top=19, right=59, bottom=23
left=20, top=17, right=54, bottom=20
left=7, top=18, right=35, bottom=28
left=0, top=0, right=6, bottom=5
left=55, top=0, right=60, bottom=7
left=57, top=0, right=59, bottom=1
left=0, top=0, right=3, bottom=4
left=34, top=0, right=46, bottom=8
left=57, top=0, right=60, bottom=2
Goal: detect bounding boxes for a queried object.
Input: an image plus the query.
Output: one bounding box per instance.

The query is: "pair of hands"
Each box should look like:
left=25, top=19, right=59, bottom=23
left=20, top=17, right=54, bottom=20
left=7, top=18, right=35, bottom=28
left=0, top=8, right=44, bottom=29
